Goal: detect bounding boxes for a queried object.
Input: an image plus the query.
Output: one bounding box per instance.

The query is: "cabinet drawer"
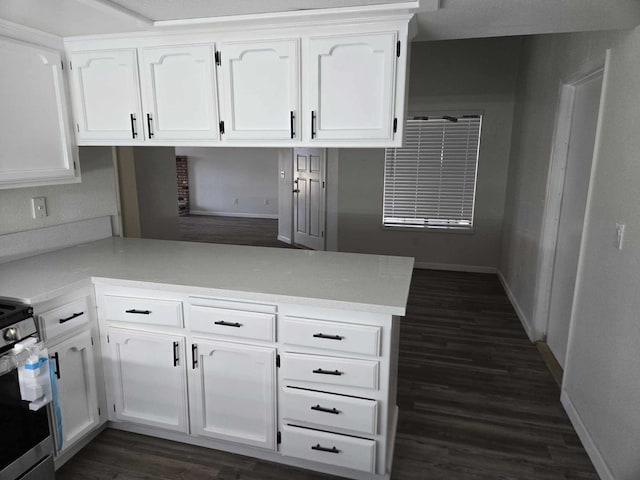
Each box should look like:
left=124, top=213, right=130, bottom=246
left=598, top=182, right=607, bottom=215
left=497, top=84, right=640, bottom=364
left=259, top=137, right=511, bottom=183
left=101, top=294, right=183, bottom=327
left=281, top=353, right=379, bottom=390
left=281, top=425, right=376, bottom=473
left=281, top=387, right=377, bottom=435
left=281, top=316, right=381, bottom=356
left=190, top=305, right=275, bottom=341
left=40, top=296, right=90, bottom=342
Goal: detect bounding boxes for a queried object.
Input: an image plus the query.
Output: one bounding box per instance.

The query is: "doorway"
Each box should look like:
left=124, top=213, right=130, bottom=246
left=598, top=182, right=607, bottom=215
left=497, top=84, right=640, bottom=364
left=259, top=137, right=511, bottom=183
left=537, top=68, right=604, bottom=369
left=293, top=148, right=326, bottom=250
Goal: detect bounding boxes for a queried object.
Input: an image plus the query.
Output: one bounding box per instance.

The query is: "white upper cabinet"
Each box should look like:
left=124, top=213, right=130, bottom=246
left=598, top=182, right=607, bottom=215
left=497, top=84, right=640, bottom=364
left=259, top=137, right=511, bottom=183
left=307, top=32, right=398, bottom=142
left=218, top=39, right=300, bottom=141
left=0, top=36, right=77, bottom=188
left=69, top=49, right=143, bottom=143
left=139, top=44, right=219, bottom=142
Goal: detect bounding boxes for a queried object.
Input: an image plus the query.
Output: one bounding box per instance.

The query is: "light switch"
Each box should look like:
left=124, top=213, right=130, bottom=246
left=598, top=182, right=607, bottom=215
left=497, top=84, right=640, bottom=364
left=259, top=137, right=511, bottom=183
left=615, top=223, right=625, bottom=250
left=31, top=197, right=47, bottom=219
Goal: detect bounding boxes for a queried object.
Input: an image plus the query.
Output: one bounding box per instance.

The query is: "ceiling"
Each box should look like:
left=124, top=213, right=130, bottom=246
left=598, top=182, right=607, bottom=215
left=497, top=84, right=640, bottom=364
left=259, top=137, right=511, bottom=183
left=0, top=0, right=639, bottom=40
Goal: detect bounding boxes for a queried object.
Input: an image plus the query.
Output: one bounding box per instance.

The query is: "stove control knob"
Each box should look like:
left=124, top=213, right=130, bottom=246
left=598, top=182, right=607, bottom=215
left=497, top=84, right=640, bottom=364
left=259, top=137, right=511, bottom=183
left=3, top=327, right=20, bottom=342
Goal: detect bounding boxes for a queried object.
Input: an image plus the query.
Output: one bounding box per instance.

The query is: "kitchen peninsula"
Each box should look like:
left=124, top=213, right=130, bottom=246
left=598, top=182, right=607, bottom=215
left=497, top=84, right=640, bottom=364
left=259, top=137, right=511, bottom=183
left=0, top=237, right=413, bottom=480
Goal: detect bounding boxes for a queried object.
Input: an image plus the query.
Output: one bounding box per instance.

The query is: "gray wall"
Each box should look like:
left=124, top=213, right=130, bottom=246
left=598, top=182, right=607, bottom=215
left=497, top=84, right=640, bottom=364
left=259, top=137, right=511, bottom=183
left=176, top=147, right=279, bottom=218
left=133, top=147, right=179, bottom=240
left=336, top=37, right=521, bottom=269
left=0, top=147, right=119, bottom=236
left=499, top=30, right=626, bottom=330
left=500, top=28, right=639, bottom=479
left=563, top=26, right=640, bottom=480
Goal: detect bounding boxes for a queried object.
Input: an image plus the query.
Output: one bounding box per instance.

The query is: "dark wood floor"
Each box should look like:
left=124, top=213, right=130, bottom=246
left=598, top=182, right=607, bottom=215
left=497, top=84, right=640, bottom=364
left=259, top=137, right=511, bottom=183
left=179, top=215, right=296, bottom=249
left=57, top=269, right=597, bottom=480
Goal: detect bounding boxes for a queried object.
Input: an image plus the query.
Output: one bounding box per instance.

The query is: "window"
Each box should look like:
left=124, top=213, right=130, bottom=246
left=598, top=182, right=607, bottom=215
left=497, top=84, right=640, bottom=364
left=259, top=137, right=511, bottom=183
left=383, top=114, right=482, bottom=230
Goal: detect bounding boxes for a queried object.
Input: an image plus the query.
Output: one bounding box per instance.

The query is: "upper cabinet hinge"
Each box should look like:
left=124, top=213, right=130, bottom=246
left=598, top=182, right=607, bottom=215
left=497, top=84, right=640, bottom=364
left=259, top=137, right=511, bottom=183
left=277, top=431, right=282, bottom=444
left=215, top=50, right=221, bottom=66
left=396, top=41, right=401, bottom=57
left=276, top=354, right=280, bottom=368
left=393, top=118, right=398, bottom=133
left=219, top=121, right=225, bottom=135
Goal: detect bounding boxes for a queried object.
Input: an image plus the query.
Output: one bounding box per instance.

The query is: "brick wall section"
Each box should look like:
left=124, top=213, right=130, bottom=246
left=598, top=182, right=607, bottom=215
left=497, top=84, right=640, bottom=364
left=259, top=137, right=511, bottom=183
left=176, top=155, right=189, bottom=216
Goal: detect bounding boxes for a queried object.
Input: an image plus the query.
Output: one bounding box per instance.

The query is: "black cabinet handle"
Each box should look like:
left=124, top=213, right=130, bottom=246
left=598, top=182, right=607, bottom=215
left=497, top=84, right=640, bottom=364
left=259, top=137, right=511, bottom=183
left=130, top=113, right=137, bottom=138
left=311, top=444, right=340, bottom=454
left=214, top=321, right=242, bottom=328
left=311, top=110, right=316, bottom=138
left=125, top=309, right=151, bottom=315
left=147, top=113, right=154, bottom=138
left=310, top=404, right=340, bottom=415
left=51, top=352, right=60, bottom=379
left=290, top=111, right=295, bottom=139
left=313, top=333, right=343, bottom=341
left=191, top=344, right=198, bottom=369
left=173, top=341, right=179, bottom=367
left=312, top=368, right=343, bottom=376
left=59, top=312, right=84, bottom=324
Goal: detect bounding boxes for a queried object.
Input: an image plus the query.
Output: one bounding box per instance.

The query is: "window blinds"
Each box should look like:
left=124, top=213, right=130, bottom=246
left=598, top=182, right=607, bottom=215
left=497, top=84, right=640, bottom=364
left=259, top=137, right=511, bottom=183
left=383, top=116, right=482, bottom=229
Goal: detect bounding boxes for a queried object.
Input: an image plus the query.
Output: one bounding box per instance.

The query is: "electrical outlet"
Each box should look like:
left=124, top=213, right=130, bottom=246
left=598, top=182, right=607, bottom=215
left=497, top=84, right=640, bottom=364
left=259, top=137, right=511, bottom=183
left=31, top=197, right=47, bottom=219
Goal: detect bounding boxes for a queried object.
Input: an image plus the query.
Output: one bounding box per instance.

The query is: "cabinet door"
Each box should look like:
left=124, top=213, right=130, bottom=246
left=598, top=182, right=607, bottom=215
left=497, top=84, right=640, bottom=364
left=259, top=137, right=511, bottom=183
left=307, top=32, right=397, bottom=141
left=108, top=328, right=188, bottom=433
left=189, top=339, right=276, bottom=450
left=52, top=330, right=99, bottom=453
left=219, top=39, right=299, bottom=141
left=0, top=36, right=76, bottom=187
left=139, top=45, right=219, bottom=141
left=69, top=49, right=143, bottom=143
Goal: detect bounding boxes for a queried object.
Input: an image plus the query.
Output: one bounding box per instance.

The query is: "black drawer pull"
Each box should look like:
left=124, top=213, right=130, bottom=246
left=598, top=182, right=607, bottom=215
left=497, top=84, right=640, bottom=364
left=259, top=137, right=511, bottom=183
left=130, top=113, right=137, bottom=138
left=311, top=110, right=317, bottom=138
left=313, top=333, right=343, bottom=341
left=125, top=309, right=151, bottom=315
left=290, top=110, right=295, bottom=139
left=59, top=312, right=84, bottom=324
left=214, top=321, right=242, bottom=328
left=51, top=352, right=60, bottom=379
left=312, top=368, right=343, bottom=376
left=310, top=405, right=340, bottom=415
left=173, top=341, right=179, bottom=367
left=311, top=444, right=340, bottom=454
left=192, top=343, right=198, bottom=369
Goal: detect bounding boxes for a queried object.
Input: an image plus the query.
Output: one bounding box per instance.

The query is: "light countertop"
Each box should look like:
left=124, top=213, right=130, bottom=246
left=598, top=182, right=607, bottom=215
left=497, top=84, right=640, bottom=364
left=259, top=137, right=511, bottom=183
left=0, top=237, right=414, bottom=315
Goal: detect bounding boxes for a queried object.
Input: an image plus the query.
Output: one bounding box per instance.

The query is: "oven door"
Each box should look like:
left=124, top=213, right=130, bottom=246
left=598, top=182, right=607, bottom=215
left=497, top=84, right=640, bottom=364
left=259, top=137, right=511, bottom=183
left=0, top=366, right=53, bottom=479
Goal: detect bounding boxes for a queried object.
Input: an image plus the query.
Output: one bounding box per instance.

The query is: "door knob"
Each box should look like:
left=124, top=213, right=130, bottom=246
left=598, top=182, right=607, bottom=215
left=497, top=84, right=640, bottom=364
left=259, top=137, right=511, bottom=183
left=293, top=189, right=300, bottom=193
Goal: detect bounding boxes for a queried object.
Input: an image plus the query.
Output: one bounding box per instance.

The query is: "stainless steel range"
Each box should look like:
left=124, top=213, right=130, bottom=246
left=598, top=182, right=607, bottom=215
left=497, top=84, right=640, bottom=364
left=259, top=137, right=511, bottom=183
left=0, top=301, right=54, bottom=480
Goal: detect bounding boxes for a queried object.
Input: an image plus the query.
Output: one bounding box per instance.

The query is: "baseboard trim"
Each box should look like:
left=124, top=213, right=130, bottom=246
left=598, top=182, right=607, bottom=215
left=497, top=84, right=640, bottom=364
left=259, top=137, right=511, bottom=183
left=497, top=270, right=534, bottom=341
left=189, top=210, right=278, bottom=220
left=413, top=262, right=496, bottom=273
left=277, top=235, right=291, bottom=244
left=561, top=390, right=614, bottom=480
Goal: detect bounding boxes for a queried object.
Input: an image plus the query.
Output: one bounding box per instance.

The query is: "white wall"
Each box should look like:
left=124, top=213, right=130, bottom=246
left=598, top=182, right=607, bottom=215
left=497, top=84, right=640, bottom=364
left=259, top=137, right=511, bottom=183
left=337, top=37, right=521, bottom=269
left=133, top=147, right=179, bottom=241
left=562, top=27, right=640, bottom=480
left=176, top=147, right=279, bottom=218
left=499, top=30, right=626, bottom=333
left=0, top=146, right=119, bottom=236
left=500, top=27, right=640, bottom=479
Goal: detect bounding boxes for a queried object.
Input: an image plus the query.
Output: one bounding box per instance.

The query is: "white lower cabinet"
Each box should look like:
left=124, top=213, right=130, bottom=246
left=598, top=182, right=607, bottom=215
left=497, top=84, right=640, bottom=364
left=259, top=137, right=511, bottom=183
left=107, top=327, right=189, bottom=433
left=281, top=425, right=377, bottom=473
left=189, top=338, right=276, bottom=450
left=50, top=330, right=100, bottom=453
